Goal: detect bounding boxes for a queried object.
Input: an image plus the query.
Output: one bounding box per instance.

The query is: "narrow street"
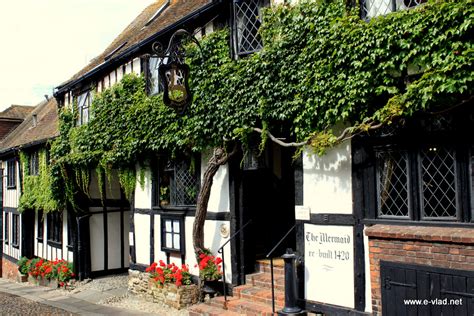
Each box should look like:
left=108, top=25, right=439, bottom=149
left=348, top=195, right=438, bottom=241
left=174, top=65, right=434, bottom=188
left=0, top=291, right=76, bottom=315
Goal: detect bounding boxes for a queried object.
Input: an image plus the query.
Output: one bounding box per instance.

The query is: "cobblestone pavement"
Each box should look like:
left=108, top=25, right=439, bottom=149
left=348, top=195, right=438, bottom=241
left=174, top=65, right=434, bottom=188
left=0, top=291, right=76, bottom=315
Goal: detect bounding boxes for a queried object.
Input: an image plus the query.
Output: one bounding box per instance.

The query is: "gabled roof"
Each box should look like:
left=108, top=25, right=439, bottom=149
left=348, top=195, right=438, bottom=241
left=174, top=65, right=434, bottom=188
left=0, top=105, right=35, bottom=121
left=0, top=98, right=58, bottom=153
left=56, top=0, right=214, bottom=94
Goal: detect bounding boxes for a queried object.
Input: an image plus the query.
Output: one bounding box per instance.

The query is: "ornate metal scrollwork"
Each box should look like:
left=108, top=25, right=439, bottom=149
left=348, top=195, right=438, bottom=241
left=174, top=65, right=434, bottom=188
left=151, top=29, right=202, bottom=114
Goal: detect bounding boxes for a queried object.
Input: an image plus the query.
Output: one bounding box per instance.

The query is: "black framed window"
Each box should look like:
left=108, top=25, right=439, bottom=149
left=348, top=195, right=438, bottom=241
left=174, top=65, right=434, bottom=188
left=161, top=216, right=185, bottom=254
left=360, top=111, right=473, bottom=224
left=233, top=0, right=268, bottom=56
left=7, top=159, right=16, bottom=189
left=47, top=212, right=62, bottom=247
left=29, top=151, right=40, bottom=176
left=361, top=0, right=427, bottom=19
left=154, top=156, right=200, bottom=208
left=12, top=214, right=19, bottom=248
left=4, top=212, right=8, bottom=245
left=67, top=217, right=73, bottom=249
left=375, top=145, right=464, bottom=222
left=37, top=210, right=44, bottom=241
left=76, top=90, right=92, bottom=126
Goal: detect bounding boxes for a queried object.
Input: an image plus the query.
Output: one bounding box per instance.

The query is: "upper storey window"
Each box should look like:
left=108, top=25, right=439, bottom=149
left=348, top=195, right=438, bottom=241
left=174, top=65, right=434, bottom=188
left=7, top=159, right=16, bottom=189
left=233, top=0, right=268, bottom=56
left=76, top=90, right=92, bottom=126
left=362, top=0, right=426, bottom=19
left=148, top=56, right=165, bottom=95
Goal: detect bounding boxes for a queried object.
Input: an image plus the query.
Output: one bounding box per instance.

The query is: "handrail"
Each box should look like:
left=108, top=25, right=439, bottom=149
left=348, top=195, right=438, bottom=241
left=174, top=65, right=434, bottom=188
left=217, top=220, right=252, bottom=309
left=265, top=224, right=296, bottom=314
left=265, top=224, right=296, bottom=259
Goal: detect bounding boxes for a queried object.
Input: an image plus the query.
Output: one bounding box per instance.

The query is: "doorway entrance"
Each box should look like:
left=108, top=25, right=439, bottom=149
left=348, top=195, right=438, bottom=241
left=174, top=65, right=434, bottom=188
left=239, top=142, right=296, bottom=275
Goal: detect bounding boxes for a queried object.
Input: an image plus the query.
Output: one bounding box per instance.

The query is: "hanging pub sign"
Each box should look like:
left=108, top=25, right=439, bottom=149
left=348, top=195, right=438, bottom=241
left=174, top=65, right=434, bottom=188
left=152, top=29, right=201, bottom=114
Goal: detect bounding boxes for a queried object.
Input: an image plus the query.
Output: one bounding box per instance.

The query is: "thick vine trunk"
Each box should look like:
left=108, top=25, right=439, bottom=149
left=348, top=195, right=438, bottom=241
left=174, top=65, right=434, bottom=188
left=193, top=146, right=237, bottom=261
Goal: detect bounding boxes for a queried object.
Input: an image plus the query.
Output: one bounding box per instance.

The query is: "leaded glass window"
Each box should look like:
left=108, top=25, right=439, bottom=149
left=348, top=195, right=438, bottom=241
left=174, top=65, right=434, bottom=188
left=29, top=151, right=39, bottom=176
left=157, top=157, right=200, bottom=208
left=362, top=0, right=426, bottom=19
left=77, top=90, right=92, bottom=126
left=234, top=0, right=265, bottom=56
left=376, top=150, right=410, bottom=218
left=420, top=147, right=458, bottom=219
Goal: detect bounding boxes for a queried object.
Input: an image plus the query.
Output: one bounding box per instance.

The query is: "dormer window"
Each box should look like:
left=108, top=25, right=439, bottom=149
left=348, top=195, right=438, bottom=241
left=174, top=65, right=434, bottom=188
left=76, top=90, right=92, bottom=126
left=362, top=0, right=427, bottom=19
left=233, top=0, right=268, bottom=56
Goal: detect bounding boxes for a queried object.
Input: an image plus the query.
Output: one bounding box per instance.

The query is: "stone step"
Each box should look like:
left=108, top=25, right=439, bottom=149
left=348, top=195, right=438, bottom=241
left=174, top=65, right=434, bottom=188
left=234, top=285, right=285, bottom=309
left=246, top=272, right=285, bottom=291
left=255, top=259, right=284, bottom=277
left=188, top=301, right=243, bottom=316
left=206, top=296, right=277, bottom=315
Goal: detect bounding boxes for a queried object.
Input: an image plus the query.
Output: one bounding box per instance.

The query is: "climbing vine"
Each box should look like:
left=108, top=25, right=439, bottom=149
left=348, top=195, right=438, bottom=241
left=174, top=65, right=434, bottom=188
left=19, top=149, right=59, bottom=213
left=49, top=0, right=472, bottom=207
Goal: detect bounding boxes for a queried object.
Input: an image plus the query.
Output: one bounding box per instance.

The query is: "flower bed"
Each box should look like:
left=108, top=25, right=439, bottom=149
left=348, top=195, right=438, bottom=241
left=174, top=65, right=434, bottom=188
left=18, top=257, right=74, bottom=288
left=142, top=260, right=198, bottom=309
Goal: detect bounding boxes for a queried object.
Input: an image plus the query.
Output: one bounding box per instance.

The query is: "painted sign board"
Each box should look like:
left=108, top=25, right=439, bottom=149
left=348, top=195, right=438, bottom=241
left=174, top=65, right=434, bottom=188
left=304, top=224, right=354, bottom=308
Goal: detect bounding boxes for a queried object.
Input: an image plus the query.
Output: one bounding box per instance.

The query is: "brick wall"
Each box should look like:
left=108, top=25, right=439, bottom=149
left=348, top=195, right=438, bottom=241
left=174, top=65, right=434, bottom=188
left=2, top=255, right=19, bottom=281
left=366, top=225, right=474, bottom=315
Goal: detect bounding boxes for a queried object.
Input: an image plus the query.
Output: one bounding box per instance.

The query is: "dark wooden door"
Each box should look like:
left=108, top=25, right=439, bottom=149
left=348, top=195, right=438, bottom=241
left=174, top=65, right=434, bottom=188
left=381, top=261, right=474, bottom=316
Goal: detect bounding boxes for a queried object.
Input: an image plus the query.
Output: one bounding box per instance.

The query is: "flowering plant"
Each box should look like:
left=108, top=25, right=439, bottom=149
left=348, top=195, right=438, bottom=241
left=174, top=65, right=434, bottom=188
left=197, top=251, right=222, bottom=281
left=146, top=260, right=192, bottom=287
left=24, top=258, right=74, bottom=287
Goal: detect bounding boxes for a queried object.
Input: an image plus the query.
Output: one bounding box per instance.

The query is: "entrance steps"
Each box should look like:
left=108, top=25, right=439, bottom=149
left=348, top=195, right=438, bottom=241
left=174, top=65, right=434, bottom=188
left=189, top=259, right=285, bottom=315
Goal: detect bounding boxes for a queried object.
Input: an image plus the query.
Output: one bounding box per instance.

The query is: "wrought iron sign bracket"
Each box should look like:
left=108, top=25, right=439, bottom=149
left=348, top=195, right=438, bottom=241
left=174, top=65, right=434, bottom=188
left=151, top=29, right=203, bottom=114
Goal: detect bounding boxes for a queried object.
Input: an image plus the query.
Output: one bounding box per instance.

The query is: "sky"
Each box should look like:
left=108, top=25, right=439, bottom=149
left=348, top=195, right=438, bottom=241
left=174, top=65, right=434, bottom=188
left=0, top=0, right=155, bottom=111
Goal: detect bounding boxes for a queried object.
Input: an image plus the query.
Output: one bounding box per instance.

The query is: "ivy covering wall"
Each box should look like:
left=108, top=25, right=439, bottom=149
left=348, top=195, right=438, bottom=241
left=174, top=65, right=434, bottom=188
left=19, top=150, right=59, bottom=213
left=48, top=0, right=472, bottom=208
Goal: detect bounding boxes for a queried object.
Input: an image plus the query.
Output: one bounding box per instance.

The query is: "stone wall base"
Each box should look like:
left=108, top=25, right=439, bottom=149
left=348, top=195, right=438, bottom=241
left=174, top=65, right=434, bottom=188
left=128, top=269, right=199, bottom=309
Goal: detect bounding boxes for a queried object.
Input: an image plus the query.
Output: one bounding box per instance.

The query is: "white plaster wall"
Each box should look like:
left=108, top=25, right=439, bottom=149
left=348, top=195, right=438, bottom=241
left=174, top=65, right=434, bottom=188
left=134, top=165, right=152, bottom=209
left=303, top=141, right=352, bottom=214
left=89, top=170, right=101, bottom=199
left=364, top=226, right=372, bottom=313
left=3, top=160, right=20, bottom=208
left=185, top=218, right=232, bottom=282
left=201, top=152, right=230, bottom=213
left=134, top=213, right=151, bottom=265
left=132, top=58, right=141, bottom=74
left=106, top=170, right=122, bottom=200
left=90, top=213, right=104, bottom=272
left=108, top=212, right=122, bottom=269
left=123, top=211, right=131, bottom=267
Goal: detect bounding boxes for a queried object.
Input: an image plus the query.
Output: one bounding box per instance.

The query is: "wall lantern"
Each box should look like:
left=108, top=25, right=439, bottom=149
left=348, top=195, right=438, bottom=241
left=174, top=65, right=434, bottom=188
left=152, top=29, right=202, bottom=114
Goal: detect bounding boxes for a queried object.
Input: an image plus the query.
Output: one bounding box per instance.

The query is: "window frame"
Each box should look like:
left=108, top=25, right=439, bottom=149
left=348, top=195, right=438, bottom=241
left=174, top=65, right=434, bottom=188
left=356, top=110, right=473, bottom=225
left=147, top=56, right=166, bottom=96
left=12, top=213, right=20, bottom=248
left=37, top=210, right=44, bottom=242
left=47, top=212, right=63, bottom=248
left=4, top=212, right=9, bottom=245
left=160, top=215, right=185, bottom=255
left=7, top=159, right=16, bottom=189
left=152, top=155, right=201, bottom=210
left=361, top=0, right=427, bottom=20
left=29, top=150, right=40, bottom=176
left=232, top=0, right=269, bottom=57
left=76, top=90, right=92, bottom=126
